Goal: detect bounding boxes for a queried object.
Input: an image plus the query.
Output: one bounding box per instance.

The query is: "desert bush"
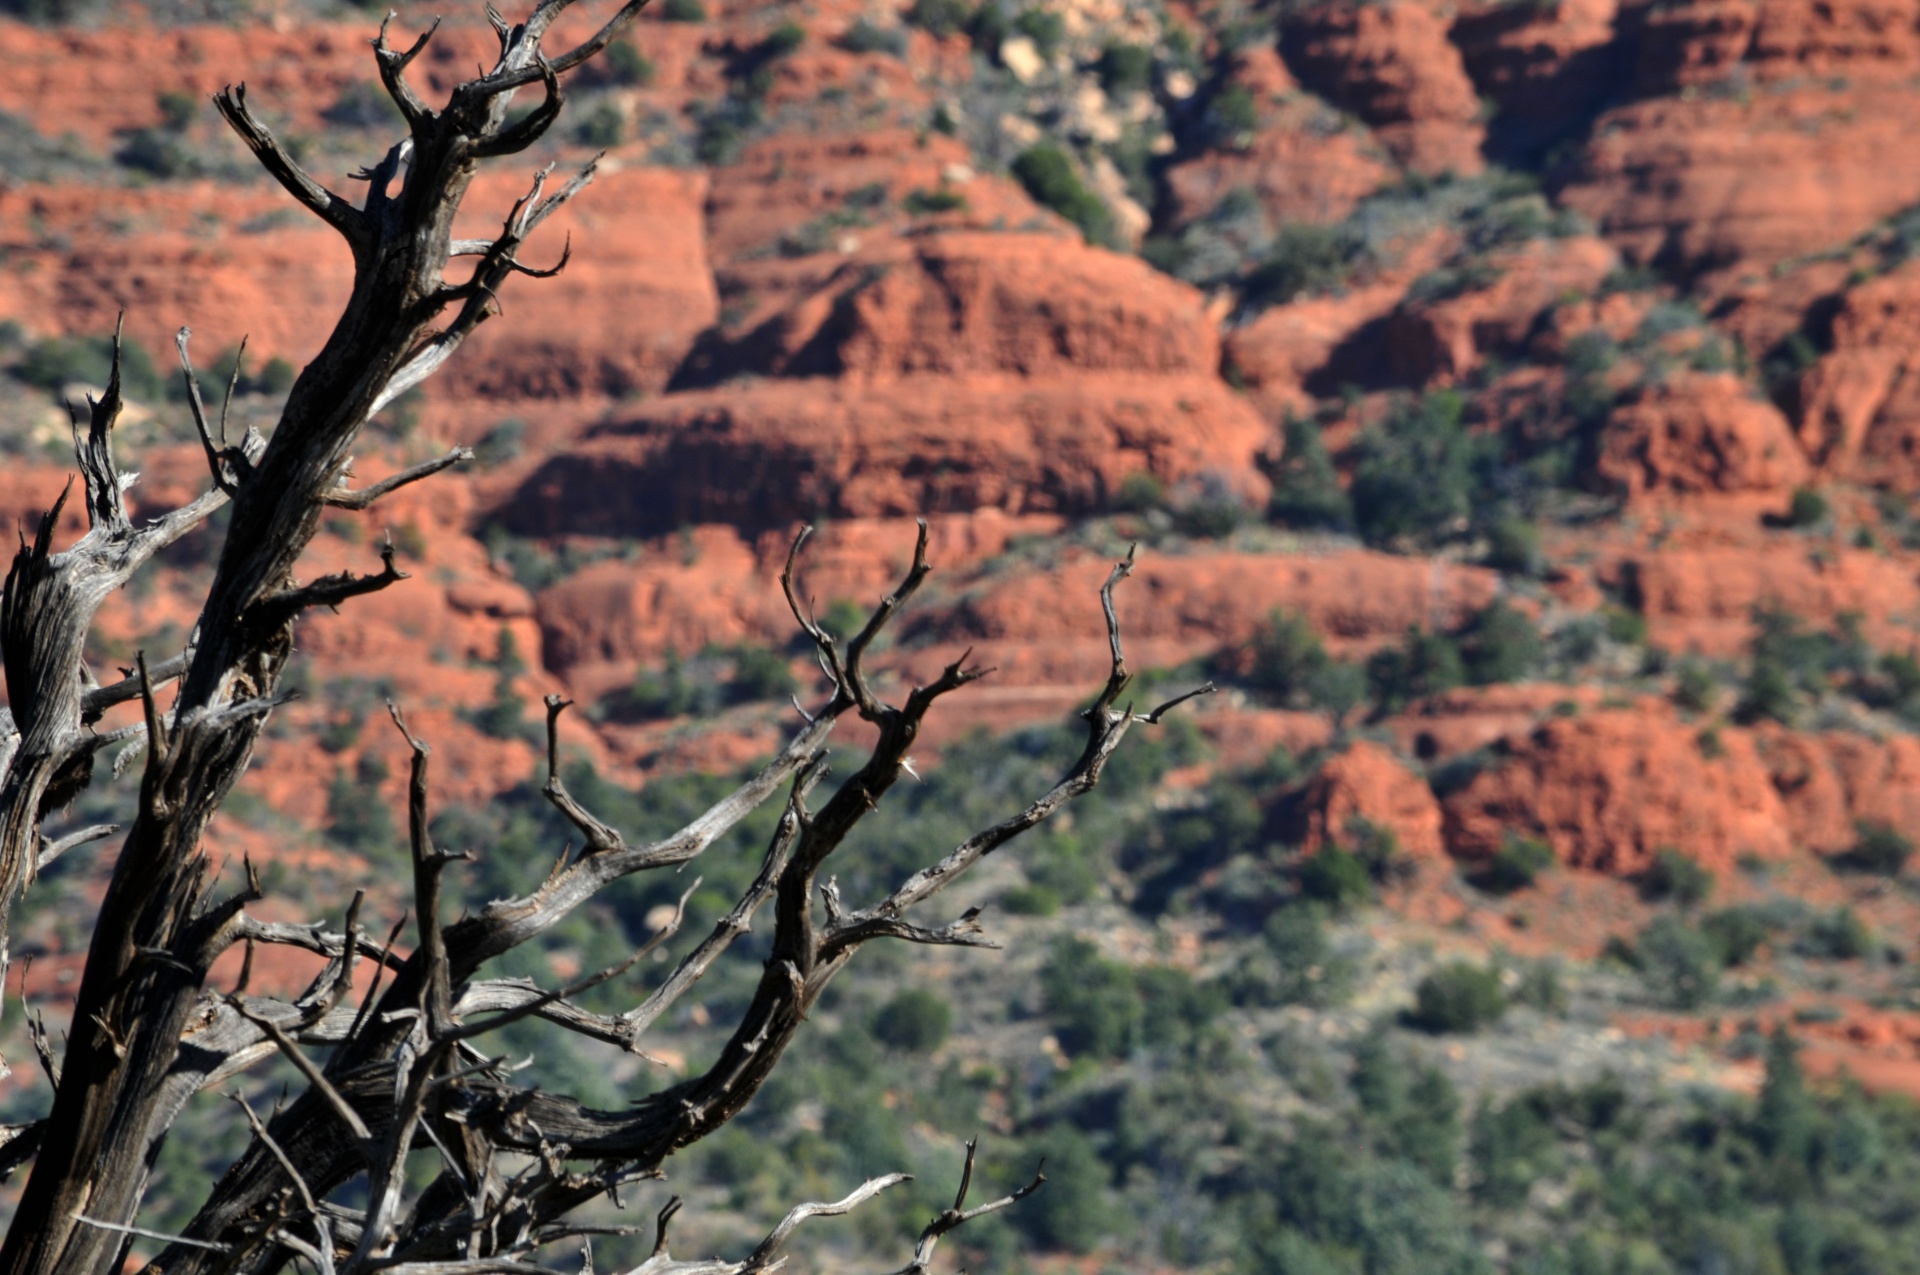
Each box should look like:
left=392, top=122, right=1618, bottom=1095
left=1639, top=847, right=1714, bottom=907
left=1835, top=820, right=1913, bottom=875
left=1266, top=415, right=1354, bottom=531
left=872, top=988, right=953, bottom=1052
left=1011, top=143, right=1113, bottom=244
left=1409, top=961, right=1507, bottom=1034
left=1636, top=915, right=1720, bottom=1009
left=1473, top=834, right=1555, bottom=895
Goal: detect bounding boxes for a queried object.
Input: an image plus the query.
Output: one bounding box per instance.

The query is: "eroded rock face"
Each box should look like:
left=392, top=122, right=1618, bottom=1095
left=441, top=167, right=719, bottom=401
left=1441, top=703, right=1797, bottom=874
left=1452, top=0, right=1621, bottom=160
left=1595, top=373, right=1811, bottom=500
left=1444, top=702, right=1920, bottom=874
left=1281, top=0, right=1487, bottom=174
left=1556, top=81, right=1920, bottom=284
left=1385, top=234, right=1619, bottom=384
left=687, top=232, right=1227, bottom=385
left=1794, top=262, right=1920, bottom=487
left=495, top=372, right=1271, bottom=536
left=0, top=167, right=716, bottom=402
left=1292, top=740, right=1448, bottom=859
left=1616, top=543, right=1920, bottom=657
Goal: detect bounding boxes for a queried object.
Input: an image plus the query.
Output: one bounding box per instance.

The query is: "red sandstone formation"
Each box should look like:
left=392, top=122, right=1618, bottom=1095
left=1595, top=373, right=1811, bottom=501
left=1293, top=740, right=1448, bottom=859
left=1280, top=0, right=1487, bottom=174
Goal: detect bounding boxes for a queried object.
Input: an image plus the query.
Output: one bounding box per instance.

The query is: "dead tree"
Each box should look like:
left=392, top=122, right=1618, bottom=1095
left=0, top=5, right=1211, bottom=1273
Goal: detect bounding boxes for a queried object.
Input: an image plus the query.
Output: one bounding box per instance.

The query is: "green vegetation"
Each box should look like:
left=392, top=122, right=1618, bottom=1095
left=1408, top=961, right=1506, bottom=1033
left=599, top=39, right=655, bottom=85
left=1011, top=6, right=1065, bottom=56
left=1472, top=834, right=1555, bottom=895
left=904, top=0, right=970, bottom=35
left=1010, top=143, right=1112, bottom=244
left=1348, top=390, right=1493, bottom=550
left=601, top=644, right=798, bottom=722
left=873, top=988, right=953, bottom=1053
left=10, top=330, right=165, bottom=402
left=902, top=185, right=967, bottom=214
left=838, top=17, right=907, bottom=55
left=1266, top=414, right=1354, bottom=532
left=1639, top=847, right=1714, bottom=908
left=1098, top=42, right=1153, bottom=97
left=1837, top=820, right=1913, bottom=875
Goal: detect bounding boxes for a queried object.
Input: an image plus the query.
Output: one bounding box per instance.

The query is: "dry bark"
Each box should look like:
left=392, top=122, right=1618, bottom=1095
left=0, top=6, right=1211, bottom=1273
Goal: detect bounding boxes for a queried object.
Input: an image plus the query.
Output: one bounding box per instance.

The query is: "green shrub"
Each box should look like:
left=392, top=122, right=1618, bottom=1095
left=1701, top=906, right=1772, bottom=967
left=1011, top=6, right=1065, bottom=55
left=1098, top=42, right=1153, bottom=96
left=322, top=80, right=401, bottom=128
left=1409, top=961, right=1507, bottom=1034
left=1298, top=845, right=1371, bottom=909
left=1228, top=903, right=1351, bottom=1007
left=1837, top=820, right=1912, bottom=875
left=15, top=332, right=165, bottom=402
left=1460, top=600, right=1543, bottom=686
left=1040, top=938, right=1139, bottom=1058
left=1245, top=610, right=1330, bottom=706
left=904, top=0, right=970, bottom=35
left=1000, top=883, right=1060, bottom=915
left=1785, top=486, right=1828, bottom=528
left=1605, top=605, right=1649, bottom=646
left=572, top=103, right=625, bottom=147
left=1367, top=626, right=1465, bottom=712
left=1114, top=470, right=1166, bottom=512
left=1473, top=834, right=1555, bottom=895
left=661, top=0, right=706, bottom=20
left=1801, top=905, right=1874, bottom=960
left=1349, top=390, right=1491, bottom=549
left=872, top=988, right=952, bottom=1052
left=1266, top=415, right=1353, bottom=531
left=727, top=643, right=797, bottom=703
left=838, top=17, right=906, bottom=54
left=902, top=185, right=967, bottom=214
left=1639, top=847, right=1714, bottom=908
left=1016, top=1127, right=1119, bottom=1254
left=1637, top=915, right=1720, bottom=1009
left=1010, top=144, right=1112, bottom=244
left=155, top=89, right=197, bottom=131
left=1205, top=84, right=1259, bottom=145
left=1243, top=224, right=1354, bottom=307
left=1735, top=658, right=1799, bottom=725
left=1673, top=659, right=1718, bottom=713
left=759, top=21, right=807, bottom=58
left=600, top=40, right=655, bottom=85
left=1484, top=517, right=1543, bottom=576
left=116, top=128, right=200, bottom=177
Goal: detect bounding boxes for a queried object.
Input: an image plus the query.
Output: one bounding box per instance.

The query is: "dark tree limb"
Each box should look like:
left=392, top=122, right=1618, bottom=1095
left=322, top=448, right=474, bottom=510
left=213, top=84, right=369, bottom=250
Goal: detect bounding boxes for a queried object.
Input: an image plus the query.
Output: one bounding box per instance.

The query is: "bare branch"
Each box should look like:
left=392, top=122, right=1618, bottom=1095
left=844, top=519, right=931, bottom=716
left=225, top=997, right=375, bottom=1151
left=885, top=1142, right=1046, bottom=1275
left=72, top=1216, right=230, bottom=1255
left=82, top=653, right=186, bottom=722
left=818, top=906, right=995, bottom=962
left=541, top=695, right=623, bottom=854
left=374, top=13, right=442, bottom=129
left=322, top=447, right=472, bottom=510
left=389, top=702, right=458, bottom=1039
left=213, top=84, right=368, bottom=248
left=247, top=537, right=407, bottom=626
left=740, top=1175, right=911, bottom=1270
left=36, top=823, right=117, bottom=873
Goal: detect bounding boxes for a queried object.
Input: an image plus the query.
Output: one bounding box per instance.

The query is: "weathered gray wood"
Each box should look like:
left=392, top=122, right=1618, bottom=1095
left=0, top=5, right=1210, bottom=1273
